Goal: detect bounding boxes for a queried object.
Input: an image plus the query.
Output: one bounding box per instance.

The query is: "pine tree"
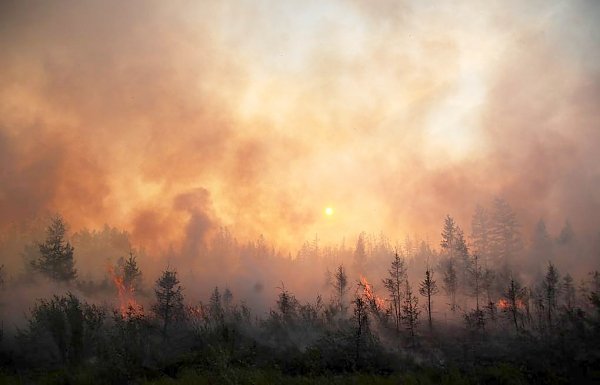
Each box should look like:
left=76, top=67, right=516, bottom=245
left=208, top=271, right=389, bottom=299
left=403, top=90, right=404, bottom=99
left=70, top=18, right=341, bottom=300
left=489, top=198, right=522, bottom=267
left=333, top=264, right=349, bottom=313
left=562, top=273, right=575, bottom=313
left=121, top=251, right=142, bottom=291
left=441, top=258, right=457, bottom=311
left=33, top=216, right=77, bottom=282
left=352, top=295, right=370, bottom=366
left=419, top=268, right=439, bottom=330
left=471, top=205, right=491, bottom=266
left=354, top=232, right=367, bottom=273
left=468, top=254, right=483, bottom=310
left=440, top=215, right=457, bottom=259
left=152, top=268, right=184, bottom=340
left=401, top=281, right=420, bottom=346
left=383, top=252, right=406, bottom=333
left=543, top=262, right=560, bottom=327
left=502, top=277, right=526, bottom=333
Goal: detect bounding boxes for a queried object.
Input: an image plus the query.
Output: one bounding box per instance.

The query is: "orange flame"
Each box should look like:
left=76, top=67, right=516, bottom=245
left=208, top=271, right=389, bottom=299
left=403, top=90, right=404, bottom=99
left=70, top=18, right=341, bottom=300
left=497, top=298, right=526, bottom=311
left=359, top=275, right=386, bottom=310
left=107, top=264, right=141, bottom=316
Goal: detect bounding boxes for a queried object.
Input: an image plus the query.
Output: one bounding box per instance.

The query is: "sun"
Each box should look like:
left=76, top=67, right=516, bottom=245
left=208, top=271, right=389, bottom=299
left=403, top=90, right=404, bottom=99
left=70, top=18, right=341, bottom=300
left=325, top=207, right=334, bottom=216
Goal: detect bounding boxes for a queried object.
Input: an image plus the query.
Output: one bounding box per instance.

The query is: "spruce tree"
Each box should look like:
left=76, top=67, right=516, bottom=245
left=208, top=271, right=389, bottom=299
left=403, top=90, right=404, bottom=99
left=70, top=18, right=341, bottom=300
left=152, top=268, right=184, bottom=340
left=33, top=216, right=77, bottom=282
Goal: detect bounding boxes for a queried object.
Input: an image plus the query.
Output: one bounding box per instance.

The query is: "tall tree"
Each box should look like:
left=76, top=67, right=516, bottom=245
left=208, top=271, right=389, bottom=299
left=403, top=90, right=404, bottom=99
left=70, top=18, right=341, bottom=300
left=502, top=277, right=526, bottom=333
left=353, top=232, right=367, bottom=273
left=152, top=268, right=185, bottom=340
left=562, top=273, right=576, bottom=313
left=440, top=215, right=458, bottom=260
left=471, top=205, right=491, bottom=266
left=33, top=216, right=77, bottom=282
left=419, top=268, right=439, bottom=330
left=119, top=251, right=142, bottom=292
left=333, top=264, right=349, bottom=313
left=468, top=254, right=483, bottom=310
left=441, top=258, right=458, bottom=311
left=352, top=295, right=370, bottom=366
left=489, top=198, right=522, bottom=267
left=543, top=262, right=560, bottom=327
left=401, top=281, right=420, bottom=346
left=383, top=252, right=406, bottom=333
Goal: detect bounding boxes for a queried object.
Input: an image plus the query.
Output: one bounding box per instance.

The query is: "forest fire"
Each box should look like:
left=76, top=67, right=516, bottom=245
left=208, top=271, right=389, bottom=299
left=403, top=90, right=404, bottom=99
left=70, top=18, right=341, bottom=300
left=496, top=298, right=526, bottom=310
left=359, top=275, right=386, bottom=310
left=107, top=265, right=141, bottom=316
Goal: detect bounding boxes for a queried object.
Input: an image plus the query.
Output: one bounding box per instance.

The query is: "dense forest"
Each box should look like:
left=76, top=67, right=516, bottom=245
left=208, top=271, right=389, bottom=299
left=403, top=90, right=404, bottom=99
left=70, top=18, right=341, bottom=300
left=1, top=198, right=599, bottom=384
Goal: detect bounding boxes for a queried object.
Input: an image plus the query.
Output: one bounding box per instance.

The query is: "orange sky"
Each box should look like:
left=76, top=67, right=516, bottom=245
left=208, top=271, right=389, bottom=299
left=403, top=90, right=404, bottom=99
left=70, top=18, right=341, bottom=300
left=1, top=0, right=599, bottom=253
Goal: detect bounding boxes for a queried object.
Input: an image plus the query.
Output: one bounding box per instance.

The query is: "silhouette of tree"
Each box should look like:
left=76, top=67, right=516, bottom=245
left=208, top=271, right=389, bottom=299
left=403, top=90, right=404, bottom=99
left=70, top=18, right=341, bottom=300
left=543, top=262, right=560, bottom=327
left=333, top=264, right=349, bottom=313
left=401, top=281, right=420, bottom=346
left=32, top=216, right=77, bottom=282
left=383, top=252, right=406, bottom=333
left=502, top=277, right=526, bottom=333
left=152, top=268, right=184, bottom=340
left=419, top=268, right=439, bottom=331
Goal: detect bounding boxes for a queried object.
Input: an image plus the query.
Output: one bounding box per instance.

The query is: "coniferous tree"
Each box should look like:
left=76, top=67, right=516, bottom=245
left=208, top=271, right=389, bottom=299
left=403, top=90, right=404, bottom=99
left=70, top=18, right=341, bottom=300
left=543, top=262, right=560, bottom=327
left=440, top=215, right=457, bottom=260
left=401, top=281, right=420, bottom=346
left=0, top=264, right=4, bottom=290
left=333, top=264, right=349, bottom=313
left=352, top=295, right=370, bottom=366
left=209, top=286, right=224, bottom=327
left=383, top=252, right=406, bottom=333
left=489, top=198, right=522, bottom=267
left=419, top=268, right=439, bottom=330
left=471, top=205, right=491, bottom=266
left=562, top=273, right=576, bottom=313
left=442, top=258, right=458, bottom=311
left=33, top=216, right=77, bottom=282
left=120, top=251, right=142, bottom=292
left=502, top=277, right=526, bottom=333
left=152, top=268, right=185, bottom=340
left=468, top=254, right=483, bottom=310
left=353, top=232, right=367, bottom=273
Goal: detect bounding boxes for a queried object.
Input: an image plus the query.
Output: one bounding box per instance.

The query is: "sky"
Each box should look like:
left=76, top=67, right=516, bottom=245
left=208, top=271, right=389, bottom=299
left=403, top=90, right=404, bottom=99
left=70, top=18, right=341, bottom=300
left=1, top=0, right=599, bottom=256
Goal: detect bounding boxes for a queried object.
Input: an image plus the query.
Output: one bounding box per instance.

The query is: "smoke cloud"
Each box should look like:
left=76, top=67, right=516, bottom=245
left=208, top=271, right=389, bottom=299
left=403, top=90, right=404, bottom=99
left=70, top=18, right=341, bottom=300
left=1, top=0, right=599, bottom=280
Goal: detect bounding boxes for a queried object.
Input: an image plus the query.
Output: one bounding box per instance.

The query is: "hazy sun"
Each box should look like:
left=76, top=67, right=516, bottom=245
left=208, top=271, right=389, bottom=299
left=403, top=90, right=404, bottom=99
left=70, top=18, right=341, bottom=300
left=325, top=207, right=333, bottom=216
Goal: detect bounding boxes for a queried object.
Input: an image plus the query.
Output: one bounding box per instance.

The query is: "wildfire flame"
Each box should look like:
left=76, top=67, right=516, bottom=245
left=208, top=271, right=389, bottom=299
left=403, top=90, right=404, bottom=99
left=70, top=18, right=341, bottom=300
left=107, top=264, right=141, bottom=316
left=497, top=298, right=526, bottom=311
left=359, top=275, right=386, bottom=310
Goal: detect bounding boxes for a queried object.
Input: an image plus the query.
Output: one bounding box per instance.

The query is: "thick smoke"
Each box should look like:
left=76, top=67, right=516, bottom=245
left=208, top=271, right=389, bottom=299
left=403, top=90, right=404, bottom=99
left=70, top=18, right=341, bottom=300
left=0, top=0, right=599, bottom=294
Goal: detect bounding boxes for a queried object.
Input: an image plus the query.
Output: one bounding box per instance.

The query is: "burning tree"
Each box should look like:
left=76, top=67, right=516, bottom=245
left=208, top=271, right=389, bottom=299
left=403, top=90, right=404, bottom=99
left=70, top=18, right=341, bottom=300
left=119, top=251, right=142, bottom=292
left=419, top=268, right=439, bottom=331
left=32, top=216, right=77, bottom=282
left=152, top=268, right=185, bottom=340
left=383, top=252, right=406, bottom=333
left=501, top=277, right=527, bottom=333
